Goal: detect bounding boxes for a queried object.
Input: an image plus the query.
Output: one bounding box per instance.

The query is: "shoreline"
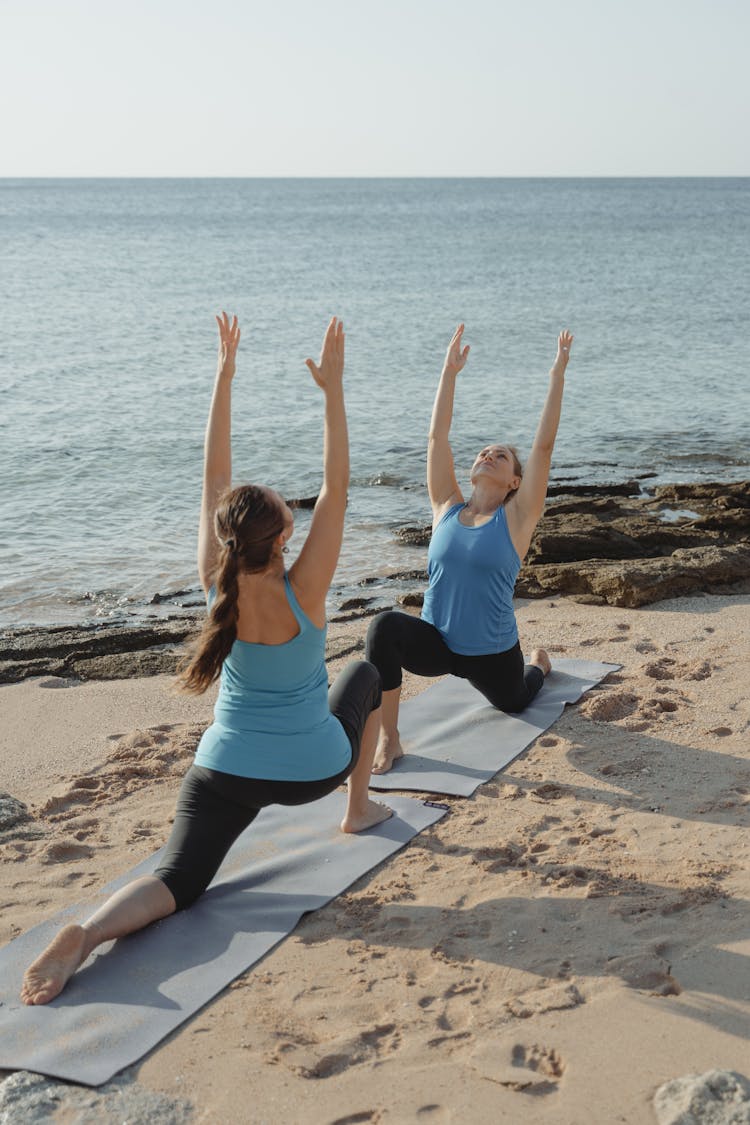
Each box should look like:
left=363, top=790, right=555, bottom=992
left=2, top=479, right=747, bottom=685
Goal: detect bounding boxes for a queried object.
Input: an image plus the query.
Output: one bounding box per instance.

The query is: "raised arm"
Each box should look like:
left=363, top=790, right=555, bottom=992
left=427, top=324, right=470, bottom=523
left=506, top=330, right=573, bottom=559
left=197, top=312, right=240, bottom=593
left=289, top=317, right=348, bottom=620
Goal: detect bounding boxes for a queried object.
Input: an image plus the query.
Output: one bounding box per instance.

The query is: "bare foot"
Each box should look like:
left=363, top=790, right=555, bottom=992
left=21, top=923, right=92, bottom=1005
left=371, top=733, right=404, bottom=775
left=340, top=799, right=393, bottom=834
left=531, top=648, right=552, bottom=677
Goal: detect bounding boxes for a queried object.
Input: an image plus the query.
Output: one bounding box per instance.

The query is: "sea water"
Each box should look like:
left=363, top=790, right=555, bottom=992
left=1, top=178, right=748, bottom=626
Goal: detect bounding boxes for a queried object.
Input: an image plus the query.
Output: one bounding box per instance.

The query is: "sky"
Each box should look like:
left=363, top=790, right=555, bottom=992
left=1, top=0, right=748, bottom=176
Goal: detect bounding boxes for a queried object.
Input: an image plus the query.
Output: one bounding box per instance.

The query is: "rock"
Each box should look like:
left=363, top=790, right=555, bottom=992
left=287, top=495, right=318, bottom=509
left=337, top=597, right=376, bottom=612
left=393, top=524, right=432, bottom=546
left=0, top=793, right=44, bottom=843
left=0, top=617, right=199, bottom=685
left=516, top=543, right=750, bottom=608
left=653, top=1069, right=750, bottom=1125
left=398, top=592, right=424, bottom=608
left=0, top=1071, right=194, bottom=1124
left=546, top=478, right=643, bottom=497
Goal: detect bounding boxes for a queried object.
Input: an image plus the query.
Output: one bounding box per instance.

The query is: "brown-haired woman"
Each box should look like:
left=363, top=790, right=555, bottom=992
left=21, top=313, right=390, bottom=1005
left=365, top=324, right=574, bottom=774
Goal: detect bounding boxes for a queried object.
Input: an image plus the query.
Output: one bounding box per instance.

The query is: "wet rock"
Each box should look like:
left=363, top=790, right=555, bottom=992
left=653, top=1069, right=750, bottom=1125
left=398, top=592, right=424, bottom=608
left=393, top=524, right=432, bottom=547
left=545, top=478, right=642, bottom=497
left=287, top=495, right=318, bottom=509
left=0, top=1071, right=193, bottom=1124
left=337, top=597, right=376, bottom=612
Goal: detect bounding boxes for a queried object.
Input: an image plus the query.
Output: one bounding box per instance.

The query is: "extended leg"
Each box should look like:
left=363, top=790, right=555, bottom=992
left=21, top=877, right=176, bottom=1006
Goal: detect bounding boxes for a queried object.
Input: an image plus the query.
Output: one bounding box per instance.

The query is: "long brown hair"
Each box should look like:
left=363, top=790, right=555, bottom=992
left=178, top=485, right=286, bottom=694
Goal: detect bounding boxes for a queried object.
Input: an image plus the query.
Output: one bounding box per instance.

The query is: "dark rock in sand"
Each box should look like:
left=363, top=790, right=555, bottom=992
left=0, top=616, right=199, bottom=686
left=0, top=793, right=44, bottom=843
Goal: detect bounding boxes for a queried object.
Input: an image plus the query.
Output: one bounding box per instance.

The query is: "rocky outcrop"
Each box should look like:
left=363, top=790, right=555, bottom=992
left=0, top=617, right=198, bottom=686
left=392, top=481, right=750, bottom=608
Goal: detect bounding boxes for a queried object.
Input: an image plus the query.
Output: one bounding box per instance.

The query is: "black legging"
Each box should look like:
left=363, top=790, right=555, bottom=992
left=154, top=660, right=381, bottom=911
left=365, top=610, right=544, bottom=713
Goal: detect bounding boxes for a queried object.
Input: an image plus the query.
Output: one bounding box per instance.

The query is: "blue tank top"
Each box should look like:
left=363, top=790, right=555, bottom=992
left=193, top=574, right=352, bottom=781
left=421, top=502, right=521, bottom=656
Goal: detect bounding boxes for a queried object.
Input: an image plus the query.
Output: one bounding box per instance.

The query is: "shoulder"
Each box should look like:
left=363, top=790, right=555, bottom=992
left=432, top=501, right=464, bottom=530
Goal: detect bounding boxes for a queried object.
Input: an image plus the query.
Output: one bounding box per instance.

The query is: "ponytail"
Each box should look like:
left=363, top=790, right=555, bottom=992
left=177, top=484, right=285, bottom=694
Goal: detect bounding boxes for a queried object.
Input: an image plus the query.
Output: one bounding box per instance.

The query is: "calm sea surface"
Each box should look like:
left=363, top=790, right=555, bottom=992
left=2, top=178, right=748, bottom=626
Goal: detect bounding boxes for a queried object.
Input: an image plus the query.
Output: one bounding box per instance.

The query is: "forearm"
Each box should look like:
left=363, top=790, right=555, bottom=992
left=203, top=372, right=232, bottom=485
left=531, top=374, right=564, bottom=454
left=429, top=368, right=458, bottom=440
left=321, top=386, right=349, bottom=495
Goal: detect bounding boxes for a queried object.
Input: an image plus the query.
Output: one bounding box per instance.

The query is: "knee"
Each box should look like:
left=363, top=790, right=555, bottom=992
left=365, top=611, right=401, bottom=662
left=153, top=867, right=210, bottom=913
left=347, top=659, right=383, bottom=713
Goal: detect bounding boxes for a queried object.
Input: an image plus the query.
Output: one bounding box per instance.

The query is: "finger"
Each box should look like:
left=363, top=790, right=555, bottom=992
left=305, top=358, right=318, bottom=377
left=462, top=345, right=470, bottom=361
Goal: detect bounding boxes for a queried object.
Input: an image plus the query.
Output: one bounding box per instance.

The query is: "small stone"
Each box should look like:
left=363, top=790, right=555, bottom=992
left=654, top=1069, right=750, bottom=1125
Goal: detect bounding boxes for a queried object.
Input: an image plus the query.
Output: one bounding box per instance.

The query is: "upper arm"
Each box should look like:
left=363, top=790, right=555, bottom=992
left=427, top=435, right=464, bottom=522
left=197, top=476, right=228, bottom=594
left=504, top=443, right=551, bottom=560
left=288, top=487, right=346, bottom=621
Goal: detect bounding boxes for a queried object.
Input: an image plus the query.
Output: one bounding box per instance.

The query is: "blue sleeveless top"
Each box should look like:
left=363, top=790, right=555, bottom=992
left=193, top=574, right=352, bottom=781
left=421, top=502, right=521, bottom=656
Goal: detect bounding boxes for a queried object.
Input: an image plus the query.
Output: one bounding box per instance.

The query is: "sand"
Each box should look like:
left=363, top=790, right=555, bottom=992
left=1, top=592, right=749, bottom=1123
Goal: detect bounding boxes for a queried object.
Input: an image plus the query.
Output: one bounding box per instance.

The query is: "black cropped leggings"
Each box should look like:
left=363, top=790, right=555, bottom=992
left=153, top=660, right=381, bottom=911
left=365, top=610, right=544, bottom=713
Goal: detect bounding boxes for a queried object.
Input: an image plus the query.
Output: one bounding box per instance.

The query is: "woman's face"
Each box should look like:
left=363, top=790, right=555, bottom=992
left=470, top=444, right=521, bottom=494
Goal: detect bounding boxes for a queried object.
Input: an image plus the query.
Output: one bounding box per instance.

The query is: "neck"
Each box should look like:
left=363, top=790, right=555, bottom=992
left=466, top=481, right=507, bottom=515
left=237, top=556, right=286, bottom=588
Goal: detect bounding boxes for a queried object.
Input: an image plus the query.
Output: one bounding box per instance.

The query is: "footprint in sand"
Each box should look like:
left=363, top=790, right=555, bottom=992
left=538, top=736, right=559, bottom=748
left=40, top=841, right=94, bottom=864
left=472, top=1042, right=565, bottom=1093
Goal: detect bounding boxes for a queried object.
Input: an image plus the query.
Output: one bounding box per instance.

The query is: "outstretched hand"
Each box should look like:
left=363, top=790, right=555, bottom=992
left=215, top=311, right=240, bottom=379
left=305, top=317, right=344, bottom=391
left=550, top=329, right=574, bottom=378
left=442, top=324, right=470, bottom=377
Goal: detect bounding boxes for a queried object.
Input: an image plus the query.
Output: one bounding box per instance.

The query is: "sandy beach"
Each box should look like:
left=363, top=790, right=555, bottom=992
left=1, top=591, right=749, bottom=1123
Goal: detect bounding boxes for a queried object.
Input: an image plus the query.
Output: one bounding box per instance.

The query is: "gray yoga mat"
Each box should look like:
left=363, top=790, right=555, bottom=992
left=370, top=658, right=619, bottom=796
left=0, top=792, right=446, bottom=1086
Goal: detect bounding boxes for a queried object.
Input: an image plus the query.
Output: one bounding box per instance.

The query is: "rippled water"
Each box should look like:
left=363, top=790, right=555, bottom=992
left=2, top=178, right=748, bottom=626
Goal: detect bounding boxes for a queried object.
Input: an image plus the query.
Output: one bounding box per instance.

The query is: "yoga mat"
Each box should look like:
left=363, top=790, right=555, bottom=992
left=0, top=792, right=446, bottom=1086
left=370, top=658, right=619, bottom=796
